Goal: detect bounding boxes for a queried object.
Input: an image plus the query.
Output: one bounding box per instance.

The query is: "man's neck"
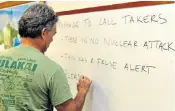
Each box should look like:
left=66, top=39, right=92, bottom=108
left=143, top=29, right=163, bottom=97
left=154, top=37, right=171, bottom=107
left=20, top=37, right=44, bottom=53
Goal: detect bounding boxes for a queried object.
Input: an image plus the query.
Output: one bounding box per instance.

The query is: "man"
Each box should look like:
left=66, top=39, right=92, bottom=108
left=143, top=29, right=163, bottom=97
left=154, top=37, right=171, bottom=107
left=0, top=3, right=91, bottom=111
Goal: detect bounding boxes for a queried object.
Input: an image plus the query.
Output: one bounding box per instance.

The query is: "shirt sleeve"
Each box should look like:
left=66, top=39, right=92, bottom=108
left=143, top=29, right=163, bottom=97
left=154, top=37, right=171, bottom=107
left=49, top=68, right=73, bottom=106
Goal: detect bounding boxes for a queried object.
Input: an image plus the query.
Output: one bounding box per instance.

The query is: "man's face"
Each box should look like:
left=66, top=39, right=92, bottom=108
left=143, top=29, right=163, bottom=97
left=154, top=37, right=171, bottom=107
left=42, top=24, right=57, bottom=53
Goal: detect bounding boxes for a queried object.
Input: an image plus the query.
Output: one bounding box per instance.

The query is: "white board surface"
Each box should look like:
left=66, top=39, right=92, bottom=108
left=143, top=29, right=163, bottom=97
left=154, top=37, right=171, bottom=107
left=46, top=3, right=175, bottom=111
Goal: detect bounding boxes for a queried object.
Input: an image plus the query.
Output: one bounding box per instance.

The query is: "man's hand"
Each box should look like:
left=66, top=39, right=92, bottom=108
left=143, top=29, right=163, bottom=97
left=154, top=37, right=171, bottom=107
left=77, top=75, right=92, bottom=95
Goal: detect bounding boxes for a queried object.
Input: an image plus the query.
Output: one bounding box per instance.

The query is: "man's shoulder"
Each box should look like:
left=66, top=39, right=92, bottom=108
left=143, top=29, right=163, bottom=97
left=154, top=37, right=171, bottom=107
left=39, top=55, right=63, bottom=72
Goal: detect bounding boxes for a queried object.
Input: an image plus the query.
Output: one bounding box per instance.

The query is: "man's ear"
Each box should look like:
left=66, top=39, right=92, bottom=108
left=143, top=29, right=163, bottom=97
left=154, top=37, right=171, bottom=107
left=41, top=28, right=47, bottom=40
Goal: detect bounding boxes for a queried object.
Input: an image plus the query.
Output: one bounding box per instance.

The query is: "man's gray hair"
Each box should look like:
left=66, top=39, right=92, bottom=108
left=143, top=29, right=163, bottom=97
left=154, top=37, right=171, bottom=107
left=18, top=3, right=58, bottom=38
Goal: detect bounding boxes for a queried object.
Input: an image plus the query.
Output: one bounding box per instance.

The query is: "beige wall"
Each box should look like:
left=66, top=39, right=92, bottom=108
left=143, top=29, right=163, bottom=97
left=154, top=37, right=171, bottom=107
left=47, top=1, right=133, bottom=12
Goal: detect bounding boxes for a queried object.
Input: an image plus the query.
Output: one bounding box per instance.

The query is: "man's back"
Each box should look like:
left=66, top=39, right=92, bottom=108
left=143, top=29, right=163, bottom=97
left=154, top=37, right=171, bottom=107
left=0, top=45, right=72, bottom=111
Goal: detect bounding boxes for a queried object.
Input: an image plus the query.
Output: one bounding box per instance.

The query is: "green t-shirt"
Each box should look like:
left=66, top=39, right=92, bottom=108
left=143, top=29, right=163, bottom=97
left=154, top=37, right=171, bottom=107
left=0, top=45, right=72, bottom=111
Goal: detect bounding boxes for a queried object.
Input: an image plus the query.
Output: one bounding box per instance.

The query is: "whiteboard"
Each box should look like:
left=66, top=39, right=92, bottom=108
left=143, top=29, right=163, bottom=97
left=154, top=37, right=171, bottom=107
left=46, top=3, right=175, bottom=111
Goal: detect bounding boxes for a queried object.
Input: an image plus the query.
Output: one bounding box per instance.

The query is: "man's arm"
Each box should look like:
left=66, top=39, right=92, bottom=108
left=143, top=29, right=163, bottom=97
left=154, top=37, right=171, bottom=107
left=55, top=76, right=91, bottom=111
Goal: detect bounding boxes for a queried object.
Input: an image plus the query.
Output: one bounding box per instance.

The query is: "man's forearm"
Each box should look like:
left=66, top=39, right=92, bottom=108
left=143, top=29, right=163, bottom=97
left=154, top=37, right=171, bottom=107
left=56, top=92, right=87, bottom=111
left=56, top=75, right=91, bottom=111
left=73, top=91, right=86, bottom=111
